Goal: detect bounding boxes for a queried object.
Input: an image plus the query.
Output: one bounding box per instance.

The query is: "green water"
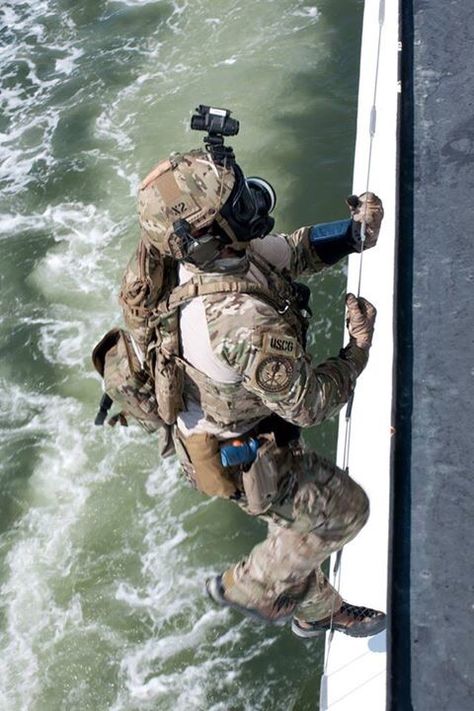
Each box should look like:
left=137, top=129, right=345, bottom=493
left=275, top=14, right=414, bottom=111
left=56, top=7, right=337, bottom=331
left=0, top=1, right=363, bottom=709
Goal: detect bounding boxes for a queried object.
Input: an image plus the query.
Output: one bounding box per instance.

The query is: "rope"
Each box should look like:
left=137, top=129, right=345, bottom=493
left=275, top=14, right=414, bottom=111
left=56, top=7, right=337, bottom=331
left=322, top=0, right=385, bottom=682
left=356, top=0, right=385, bottom=298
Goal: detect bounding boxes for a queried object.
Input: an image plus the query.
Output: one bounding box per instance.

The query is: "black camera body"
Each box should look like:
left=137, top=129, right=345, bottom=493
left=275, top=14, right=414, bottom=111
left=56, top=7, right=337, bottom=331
left=191, top=105, right=239, bottom=164
left=191, top=105, right=239, bottom=137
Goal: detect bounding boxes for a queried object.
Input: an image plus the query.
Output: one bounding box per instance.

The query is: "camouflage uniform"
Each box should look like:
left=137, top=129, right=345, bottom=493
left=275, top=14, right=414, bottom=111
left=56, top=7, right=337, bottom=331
left=116, top=149, right=380, bottom=624
left=172, top=229, right=370, bottom=623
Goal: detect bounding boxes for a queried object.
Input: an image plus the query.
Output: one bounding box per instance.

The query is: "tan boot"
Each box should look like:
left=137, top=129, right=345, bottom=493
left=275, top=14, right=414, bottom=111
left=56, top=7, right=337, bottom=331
left=292, top=601, right=386, bottom=638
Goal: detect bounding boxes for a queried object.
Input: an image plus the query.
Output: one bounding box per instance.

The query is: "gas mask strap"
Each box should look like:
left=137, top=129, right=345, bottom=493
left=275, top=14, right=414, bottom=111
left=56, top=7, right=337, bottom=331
left=214, top=213, right=249, bottom=250
left=216, top=154, right=229, bottom=211
left=214, top=213, right=237, bottom=243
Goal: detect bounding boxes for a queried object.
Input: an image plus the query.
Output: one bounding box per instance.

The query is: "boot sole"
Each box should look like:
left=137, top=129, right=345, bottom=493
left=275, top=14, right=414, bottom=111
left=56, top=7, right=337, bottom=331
left=291, top=619, right=325, bottom=638
left=292, top=615, right=386, bottom=639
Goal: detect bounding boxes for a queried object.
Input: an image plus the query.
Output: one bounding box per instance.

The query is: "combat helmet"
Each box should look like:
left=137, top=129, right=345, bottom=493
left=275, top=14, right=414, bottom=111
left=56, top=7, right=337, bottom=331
left=139, top=149, right=235, bottom=260
left=138, top=106, right=276, bottom=267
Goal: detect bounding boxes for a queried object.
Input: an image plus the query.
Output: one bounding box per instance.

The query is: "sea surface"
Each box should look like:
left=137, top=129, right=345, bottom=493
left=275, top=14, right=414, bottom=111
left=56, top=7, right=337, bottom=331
left=0, top=1, right=363, bottom=709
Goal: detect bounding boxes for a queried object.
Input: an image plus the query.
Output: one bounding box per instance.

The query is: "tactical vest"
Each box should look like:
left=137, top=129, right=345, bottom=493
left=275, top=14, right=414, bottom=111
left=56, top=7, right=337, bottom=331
left=151, top=253, right=309, bottom=429
left=92, top=243, right=309, bottom=433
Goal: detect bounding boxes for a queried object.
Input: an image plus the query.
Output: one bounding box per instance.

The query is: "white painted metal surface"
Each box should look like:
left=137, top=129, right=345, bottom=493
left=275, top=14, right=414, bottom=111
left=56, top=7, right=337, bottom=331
left=320, top=0, right=399, bottom=708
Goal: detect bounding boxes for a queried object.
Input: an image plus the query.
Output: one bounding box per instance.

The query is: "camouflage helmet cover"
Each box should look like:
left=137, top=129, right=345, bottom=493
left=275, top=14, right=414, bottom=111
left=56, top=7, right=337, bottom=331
left=138, top=149, right=235, bottom=257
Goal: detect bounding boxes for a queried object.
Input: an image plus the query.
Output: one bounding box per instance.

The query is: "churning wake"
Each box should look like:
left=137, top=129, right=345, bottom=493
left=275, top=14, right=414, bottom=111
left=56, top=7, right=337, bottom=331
left=0, top=0, right=361, bottom=708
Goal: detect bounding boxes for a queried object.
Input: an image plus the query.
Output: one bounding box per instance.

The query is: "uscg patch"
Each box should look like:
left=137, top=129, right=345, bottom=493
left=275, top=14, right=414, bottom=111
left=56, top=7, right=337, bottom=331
left=256, top=355, right=295, bottom=393
left=262, top=333, right=298, bottom=359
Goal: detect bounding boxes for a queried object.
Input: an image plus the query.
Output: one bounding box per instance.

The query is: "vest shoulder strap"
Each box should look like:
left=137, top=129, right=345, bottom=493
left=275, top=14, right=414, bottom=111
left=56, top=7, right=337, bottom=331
left=151, top=274, right=288, bottom=322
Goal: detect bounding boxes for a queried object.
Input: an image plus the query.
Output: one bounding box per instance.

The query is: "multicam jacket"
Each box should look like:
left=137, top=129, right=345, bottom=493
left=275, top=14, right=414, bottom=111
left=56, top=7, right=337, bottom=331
left=173, top=226, right=367, bottom=439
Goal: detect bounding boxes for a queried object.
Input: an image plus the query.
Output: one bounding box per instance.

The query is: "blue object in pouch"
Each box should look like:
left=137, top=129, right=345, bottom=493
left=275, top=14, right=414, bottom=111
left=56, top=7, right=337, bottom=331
left=220, top=437, right=260, bottom=467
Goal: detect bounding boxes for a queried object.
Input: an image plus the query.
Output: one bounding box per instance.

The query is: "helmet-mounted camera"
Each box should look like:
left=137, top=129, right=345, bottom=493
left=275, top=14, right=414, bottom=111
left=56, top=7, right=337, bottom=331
left=191, top=105, right=239, bottom=165
left=190, top=105, right=239, bottom=137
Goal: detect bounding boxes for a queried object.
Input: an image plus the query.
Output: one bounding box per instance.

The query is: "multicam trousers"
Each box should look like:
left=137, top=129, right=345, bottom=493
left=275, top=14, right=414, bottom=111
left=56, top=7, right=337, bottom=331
left=176, top=436, right=369, bottom=623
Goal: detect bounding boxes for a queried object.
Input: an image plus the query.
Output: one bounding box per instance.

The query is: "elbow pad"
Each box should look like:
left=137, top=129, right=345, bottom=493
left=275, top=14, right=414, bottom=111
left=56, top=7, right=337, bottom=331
left=309, top=219, right=361, bottom=265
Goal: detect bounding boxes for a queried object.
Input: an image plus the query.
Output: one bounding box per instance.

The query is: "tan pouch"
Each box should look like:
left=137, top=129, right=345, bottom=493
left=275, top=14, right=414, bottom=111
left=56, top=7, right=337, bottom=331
left=119, top=240, right=166, bottom=354
left=154, top=351, right=184, bottom=425
left=183, top=433, right=237, bottom=498
left=92, top=328, right=162, bottom=434
left=242, top=434, right=280, bottom=515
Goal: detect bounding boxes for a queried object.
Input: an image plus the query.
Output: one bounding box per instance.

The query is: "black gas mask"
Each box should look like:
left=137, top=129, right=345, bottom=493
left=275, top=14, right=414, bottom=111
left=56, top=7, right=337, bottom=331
left=171, top=165, right=276, bottom=267
left=219, top=163, right=276, bottom=242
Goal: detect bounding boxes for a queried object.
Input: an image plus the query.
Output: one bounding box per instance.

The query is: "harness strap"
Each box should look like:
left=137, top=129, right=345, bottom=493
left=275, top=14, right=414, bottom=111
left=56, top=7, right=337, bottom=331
left=248, top=249, right=287, bottom=281
left=150, top=275, right=289, bottom=323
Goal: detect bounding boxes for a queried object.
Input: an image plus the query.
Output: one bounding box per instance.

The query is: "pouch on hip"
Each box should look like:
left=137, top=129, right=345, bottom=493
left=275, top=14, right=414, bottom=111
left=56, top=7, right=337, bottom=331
left=178, top=432, right=238, bottom=499
left=242, top=434, right=280, bottom=515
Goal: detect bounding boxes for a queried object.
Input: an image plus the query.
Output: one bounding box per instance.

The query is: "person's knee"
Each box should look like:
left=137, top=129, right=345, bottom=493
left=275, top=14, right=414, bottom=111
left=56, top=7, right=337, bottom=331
left=346, top=481, right=370, bottom=538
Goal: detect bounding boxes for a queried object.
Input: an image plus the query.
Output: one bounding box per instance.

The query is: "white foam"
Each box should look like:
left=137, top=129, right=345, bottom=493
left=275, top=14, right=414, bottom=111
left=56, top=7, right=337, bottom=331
left=0, top=111, right=59, bottom=195
left=0, top=378, right=160, bottom=708
left=113, top=614, right=265, bottom=710
left=292, top=6, right=320, bottom=20
left=220, top=56, right=239, bottom=66
left=0, top=385, right=89, bottom=707
left=37, top=317, right=90, bottom=369
left=26, top=202, right=123, bottom=298
left=0, top=2, right=84, bottom=197
left=54, top=46, right=84, bottom=76
left=0, top=200, right=127, bottom=371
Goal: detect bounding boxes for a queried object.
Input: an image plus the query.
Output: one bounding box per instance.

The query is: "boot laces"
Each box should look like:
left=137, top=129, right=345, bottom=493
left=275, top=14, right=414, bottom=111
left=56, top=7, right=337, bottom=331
left=339, top=601, right=382, bottom=621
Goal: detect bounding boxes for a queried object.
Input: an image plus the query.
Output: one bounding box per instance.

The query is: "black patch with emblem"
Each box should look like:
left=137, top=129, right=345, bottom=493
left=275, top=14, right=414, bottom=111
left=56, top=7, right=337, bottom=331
left=256, top=355, right=295, bottom=393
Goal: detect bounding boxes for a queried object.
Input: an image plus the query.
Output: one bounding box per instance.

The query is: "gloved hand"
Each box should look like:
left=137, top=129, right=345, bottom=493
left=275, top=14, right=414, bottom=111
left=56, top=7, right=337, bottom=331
left=346, top=192, right=384, bottom=249
left=345, top=293, right=377, bottom=351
